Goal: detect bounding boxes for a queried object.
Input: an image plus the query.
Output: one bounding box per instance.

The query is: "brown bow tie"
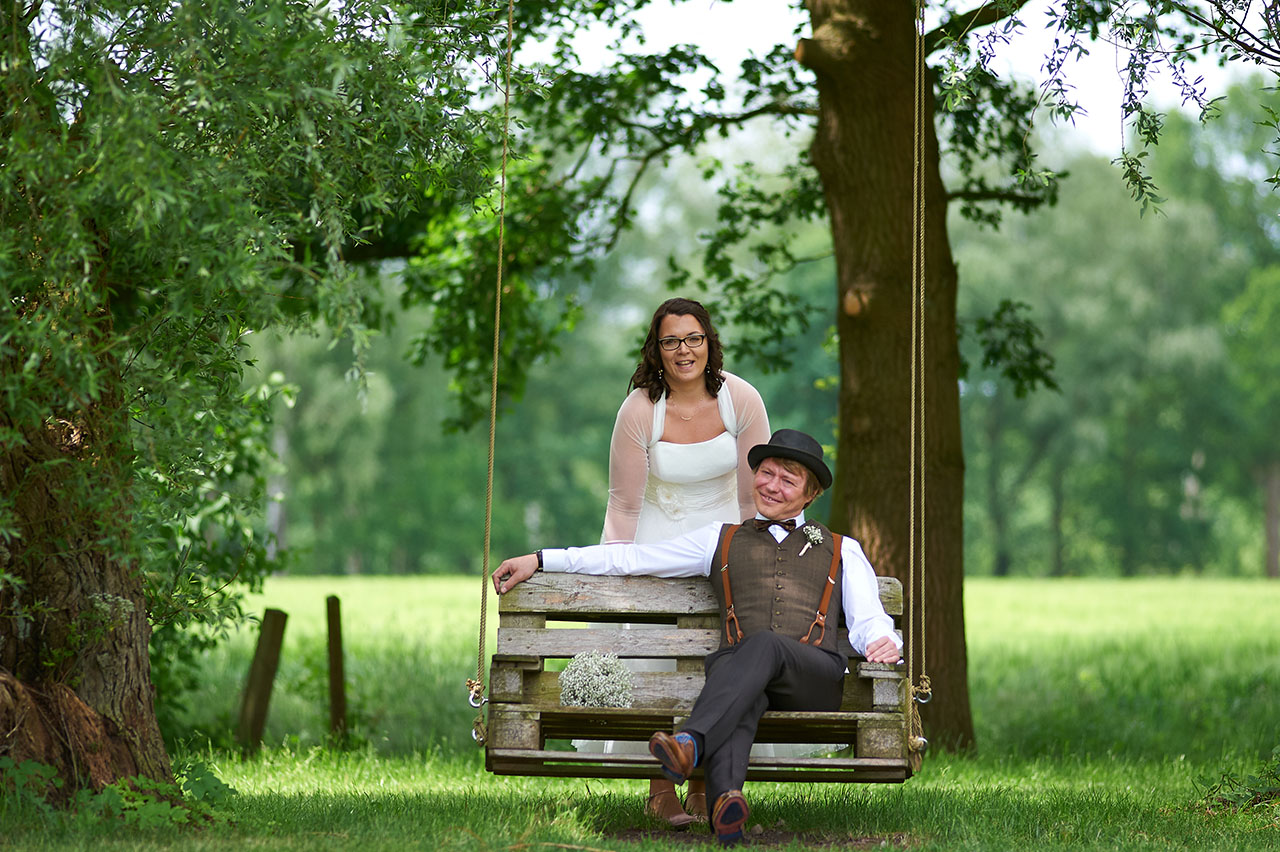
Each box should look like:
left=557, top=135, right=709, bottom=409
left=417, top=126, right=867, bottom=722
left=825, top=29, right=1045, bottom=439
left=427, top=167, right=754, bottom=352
left=752, top=518, right=797, bottom=532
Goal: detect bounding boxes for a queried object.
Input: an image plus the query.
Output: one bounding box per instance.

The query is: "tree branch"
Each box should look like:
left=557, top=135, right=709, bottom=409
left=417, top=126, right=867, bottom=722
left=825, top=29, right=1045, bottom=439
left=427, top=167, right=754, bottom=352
left=925, top=0, right=1035, bottom=56
left=795, top=35, right=843, bottom=76
left=946, top=188, right=1045, bottom=206
left=601, top=102, right=817, bottom=250
left=617, top=101, right=817, bottom=137
left=1010, top=422, right=1059, bottom=493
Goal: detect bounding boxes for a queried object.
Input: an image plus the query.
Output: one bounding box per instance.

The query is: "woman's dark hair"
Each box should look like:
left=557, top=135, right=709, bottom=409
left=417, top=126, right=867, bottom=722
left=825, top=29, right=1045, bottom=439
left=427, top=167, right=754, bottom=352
left=628, top=297, right=725, bottom=402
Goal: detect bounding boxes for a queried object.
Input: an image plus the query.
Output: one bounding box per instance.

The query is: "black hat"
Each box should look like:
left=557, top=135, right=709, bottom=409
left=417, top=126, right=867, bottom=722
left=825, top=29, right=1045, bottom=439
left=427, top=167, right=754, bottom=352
left=747, top=429, right=833, bottom=490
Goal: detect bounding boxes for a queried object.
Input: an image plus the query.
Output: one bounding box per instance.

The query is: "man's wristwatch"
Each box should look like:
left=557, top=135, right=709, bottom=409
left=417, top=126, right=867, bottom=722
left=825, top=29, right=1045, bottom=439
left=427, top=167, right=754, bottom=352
left=535, top=550, right=544, bottom=571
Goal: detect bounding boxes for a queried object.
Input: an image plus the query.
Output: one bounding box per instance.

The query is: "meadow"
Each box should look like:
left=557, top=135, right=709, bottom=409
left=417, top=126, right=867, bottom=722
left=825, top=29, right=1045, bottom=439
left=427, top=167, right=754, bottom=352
left=3, top=576, right=1278, bottom=850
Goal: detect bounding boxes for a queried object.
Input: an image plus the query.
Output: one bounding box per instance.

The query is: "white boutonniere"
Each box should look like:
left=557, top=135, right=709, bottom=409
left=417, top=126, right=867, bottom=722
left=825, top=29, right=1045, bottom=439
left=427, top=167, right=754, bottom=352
left=798, top=525, right=823, bottom=557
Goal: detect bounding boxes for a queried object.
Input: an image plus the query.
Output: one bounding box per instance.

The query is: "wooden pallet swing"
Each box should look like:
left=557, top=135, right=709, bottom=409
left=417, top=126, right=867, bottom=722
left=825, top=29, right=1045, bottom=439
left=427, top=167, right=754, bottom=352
left=465, top=0, right=934, bottom=785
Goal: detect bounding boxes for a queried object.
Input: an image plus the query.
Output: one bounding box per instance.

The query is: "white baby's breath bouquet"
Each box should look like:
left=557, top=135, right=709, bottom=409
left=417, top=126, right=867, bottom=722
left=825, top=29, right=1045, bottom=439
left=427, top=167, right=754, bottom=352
left=558, top=650, right=634, bottom=708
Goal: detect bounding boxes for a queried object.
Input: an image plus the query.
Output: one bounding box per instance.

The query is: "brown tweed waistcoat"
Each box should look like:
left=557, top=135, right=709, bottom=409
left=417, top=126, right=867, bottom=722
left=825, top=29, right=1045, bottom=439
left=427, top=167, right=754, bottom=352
left=709, top=520, right=843, bottom=655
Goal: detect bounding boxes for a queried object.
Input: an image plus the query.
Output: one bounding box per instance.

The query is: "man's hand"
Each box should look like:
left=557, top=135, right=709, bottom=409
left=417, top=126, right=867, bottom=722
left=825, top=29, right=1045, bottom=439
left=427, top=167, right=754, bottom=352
left=865, top=635, right=901, bottom=664
left=492, top=554, right=539, bottom=595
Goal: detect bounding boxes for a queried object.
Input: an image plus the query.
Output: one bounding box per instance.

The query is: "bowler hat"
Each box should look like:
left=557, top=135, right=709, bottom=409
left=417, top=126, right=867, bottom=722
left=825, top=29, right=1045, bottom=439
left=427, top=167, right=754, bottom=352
left=747, top=429, right=833, bottom=490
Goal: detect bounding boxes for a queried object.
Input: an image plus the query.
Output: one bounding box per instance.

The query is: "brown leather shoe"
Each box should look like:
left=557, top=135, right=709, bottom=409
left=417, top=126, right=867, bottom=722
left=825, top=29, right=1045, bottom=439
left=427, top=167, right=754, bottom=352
left=648, top=731, right=696, bottom=784
left=646, top=787, right=695, bottom=829
left=712, top=790, right=750, bottom=846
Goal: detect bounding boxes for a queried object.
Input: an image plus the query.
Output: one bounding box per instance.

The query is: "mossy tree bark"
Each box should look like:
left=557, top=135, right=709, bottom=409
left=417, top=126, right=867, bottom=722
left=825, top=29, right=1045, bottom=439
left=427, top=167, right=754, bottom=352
left=0, top=368, right=171, bottom=796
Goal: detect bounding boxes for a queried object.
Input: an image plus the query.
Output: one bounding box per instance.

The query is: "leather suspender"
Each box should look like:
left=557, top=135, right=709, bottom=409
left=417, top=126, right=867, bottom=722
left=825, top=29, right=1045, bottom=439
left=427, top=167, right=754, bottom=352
left=718, top=524, right=744, bottom=646
left=719, top=525, right=843, bottom=648
left=800, top=533, right=843, bottom=646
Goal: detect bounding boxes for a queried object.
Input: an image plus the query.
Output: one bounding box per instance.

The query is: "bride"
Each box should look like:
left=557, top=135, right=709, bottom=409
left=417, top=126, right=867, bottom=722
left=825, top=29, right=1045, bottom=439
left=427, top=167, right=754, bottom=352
left=593, top=297, right=770, bottom=827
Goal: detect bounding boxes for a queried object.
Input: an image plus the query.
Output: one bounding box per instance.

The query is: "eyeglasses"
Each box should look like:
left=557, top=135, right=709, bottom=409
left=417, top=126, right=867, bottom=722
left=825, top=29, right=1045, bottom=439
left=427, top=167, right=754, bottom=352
left=658, top=333, right=707, bottom=351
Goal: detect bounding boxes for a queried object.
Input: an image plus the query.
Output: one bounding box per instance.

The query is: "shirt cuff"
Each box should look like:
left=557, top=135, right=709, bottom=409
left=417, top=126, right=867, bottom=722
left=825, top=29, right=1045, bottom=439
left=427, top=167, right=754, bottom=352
left=541, top=548, right=568, bottom=572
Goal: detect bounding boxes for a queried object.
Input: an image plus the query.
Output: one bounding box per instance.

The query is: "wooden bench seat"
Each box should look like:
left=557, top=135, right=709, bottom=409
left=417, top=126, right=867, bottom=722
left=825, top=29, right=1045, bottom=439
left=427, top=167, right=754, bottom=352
left=485, top=572, right=911, bottom=783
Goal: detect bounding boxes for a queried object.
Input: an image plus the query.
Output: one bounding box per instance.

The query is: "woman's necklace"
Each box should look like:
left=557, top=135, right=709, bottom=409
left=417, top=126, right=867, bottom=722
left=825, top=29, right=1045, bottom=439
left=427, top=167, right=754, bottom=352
left=670, top=396, right=709, bottom=422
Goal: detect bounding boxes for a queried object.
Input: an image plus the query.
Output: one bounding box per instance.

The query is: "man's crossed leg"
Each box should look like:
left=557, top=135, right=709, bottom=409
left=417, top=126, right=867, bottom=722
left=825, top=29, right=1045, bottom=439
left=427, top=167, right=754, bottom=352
left=649, top=631, right=846, bottom=844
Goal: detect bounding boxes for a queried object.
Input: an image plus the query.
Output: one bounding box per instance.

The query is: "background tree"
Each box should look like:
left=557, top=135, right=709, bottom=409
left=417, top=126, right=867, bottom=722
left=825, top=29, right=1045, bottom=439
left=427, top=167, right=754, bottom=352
left=958, top=154, right=1239, bottom=576
left=0, top=0, right=501, bottom=793
left=1219, top=269, right=1280, bottom=578
left=956, top=80, right=1280, bottom=580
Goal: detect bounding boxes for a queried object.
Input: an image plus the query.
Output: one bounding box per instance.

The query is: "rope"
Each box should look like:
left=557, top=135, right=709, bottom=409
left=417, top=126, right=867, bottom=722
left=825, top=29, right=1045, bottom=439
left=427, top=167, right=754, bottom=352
left=907, top=0, right=932, bottom=772
left=469, top=0, right=516, bottom=748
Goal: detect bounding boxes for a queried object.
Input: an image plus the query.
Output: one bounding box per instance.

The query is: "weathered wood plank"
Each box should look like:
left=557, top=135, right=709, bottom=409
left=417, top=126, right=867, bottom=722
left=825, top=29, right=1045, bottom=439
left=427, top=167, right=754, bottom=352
left=857, top=722, right=906, bottom=759
left=497, top=626, right=717, bottom=658
left=486, top=749, right=910, bottom=782
left=500, top=574, right=712, bottom=620
left=506, top=667, right=905, bottom=713
left=489, top=749, right=907, bottom=770
left=521, top=706, right=904, bottom=744
left=499, top=613, right=547, bottom=629
left=487, top=709, right=542, bottom=750
left=496, top=626, right=907, bottom=661
left=501, top=573, right=902, bottom=618
left=871, top=675, right=906, bottom=711
left=856, top=662, right=906, bottom=678
left=489, top=665, right=527, bottom=703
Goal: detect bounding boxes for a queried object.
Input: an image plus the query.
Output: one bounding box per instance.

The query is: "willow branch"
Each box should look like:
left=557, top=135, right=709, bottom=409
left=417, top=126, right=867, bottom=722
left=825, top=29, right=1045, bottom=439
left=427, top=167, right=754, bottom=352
left=1170, top=1, right=1280, bottom=66
left=924, top=0, right=1034, bottom=55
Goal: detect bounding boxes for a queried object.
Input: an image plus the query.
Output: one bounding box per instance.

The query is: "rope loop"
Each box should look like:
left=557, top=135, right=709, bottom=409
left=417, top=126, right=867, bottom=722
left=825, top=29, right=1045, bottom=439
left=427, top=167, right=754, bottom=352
left=907, top=702, right=928, bottom=773
left=467, top=677, right=489, bottom=708
left=912, top=674, right=933, bottom=704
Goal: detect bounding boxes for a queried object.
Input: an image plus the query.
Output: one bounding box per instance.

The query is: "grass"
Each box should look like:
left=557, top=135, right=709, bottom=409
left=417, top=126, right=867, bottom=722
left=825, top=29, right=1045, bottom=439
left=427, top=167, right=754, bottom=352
left=171, top=576, right=496, bottom=754
left=3, top=576, right=1279, bottom=850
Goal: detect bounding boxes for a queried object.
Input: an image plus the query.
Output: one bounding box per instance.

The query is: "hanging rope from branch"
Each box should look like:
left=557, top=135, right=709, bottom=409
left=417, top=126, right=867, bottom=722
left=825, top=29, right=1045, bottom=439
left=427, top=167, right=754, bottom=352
left=907, top=0, right=933, bottom=773
left=467, top=0, right=516, bottom=748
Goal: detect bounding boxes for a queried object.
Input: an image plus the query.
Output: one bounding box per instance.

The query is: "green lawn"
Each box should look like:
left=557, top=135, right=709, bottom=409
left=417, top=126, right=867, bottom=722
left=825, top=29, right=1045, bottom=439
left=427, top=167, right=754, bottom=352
left=4, top=576, right=1278, bottom=850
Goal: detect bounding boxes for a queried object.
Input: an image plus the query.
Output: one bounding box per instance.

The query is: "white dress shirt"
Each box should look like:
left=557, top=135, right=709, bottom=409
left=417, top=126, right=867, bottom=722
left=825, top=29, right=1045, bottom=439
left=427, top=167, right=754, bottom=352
left=542, top=511, right=902, bottom=656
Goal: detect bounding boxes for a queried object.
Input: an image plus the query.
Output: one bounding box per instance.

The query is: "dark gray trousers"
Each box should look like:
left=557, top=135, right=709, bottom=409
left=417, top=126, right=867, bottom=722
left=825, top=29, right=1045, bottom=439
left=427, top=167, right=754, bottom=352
left=682, top=631, right=846, bottom=809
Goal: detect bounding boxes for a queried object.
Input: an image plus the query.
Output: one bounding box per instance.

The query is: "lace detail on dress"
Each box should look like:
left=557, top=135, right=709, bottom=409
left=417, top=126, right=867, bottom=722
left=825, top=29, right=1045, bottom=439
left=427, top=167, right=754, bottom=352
left=644, top=469, right=736, bottom=522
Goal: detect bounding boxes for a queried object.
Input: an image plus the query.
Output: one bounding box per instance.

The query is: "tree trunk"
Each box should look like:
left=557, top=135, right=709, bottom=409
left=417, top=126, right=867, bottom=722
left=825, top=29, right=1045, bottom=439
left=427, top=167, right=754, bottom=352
left=799, top=0, right=974, bottom=750
left=1049, top=454, right=1067, bottom=577
left=0, top=363, right=171, bottom=798
left=1263, top=461, right=1280, bottom=579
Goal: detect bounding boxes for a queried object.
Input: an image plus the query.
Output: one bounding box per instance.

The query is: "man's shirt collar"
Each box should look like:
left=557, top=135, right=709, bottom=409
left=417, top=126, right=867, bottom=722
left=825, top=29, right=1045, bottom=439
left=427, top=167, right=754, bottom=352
left=752, top=510, right=806, bottom=529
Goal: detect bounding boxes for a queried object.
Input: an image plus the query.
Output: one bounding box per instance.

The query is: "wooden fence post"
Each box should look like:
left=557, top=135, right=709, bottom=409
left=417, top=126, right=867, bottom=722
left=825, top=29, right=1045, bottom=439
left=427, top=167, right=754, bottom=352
left=326, top=595, right=347, bottom=741
left=236, top=607, right=288, bottom=752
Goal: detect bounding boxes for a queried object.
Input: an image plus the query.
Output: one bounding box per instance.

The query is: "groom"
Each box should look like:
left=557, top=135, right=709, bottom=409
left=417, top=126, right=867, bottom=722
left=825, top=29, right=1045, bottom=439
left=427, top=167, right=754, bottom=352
left=492, top=429, right=901, bottom=845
